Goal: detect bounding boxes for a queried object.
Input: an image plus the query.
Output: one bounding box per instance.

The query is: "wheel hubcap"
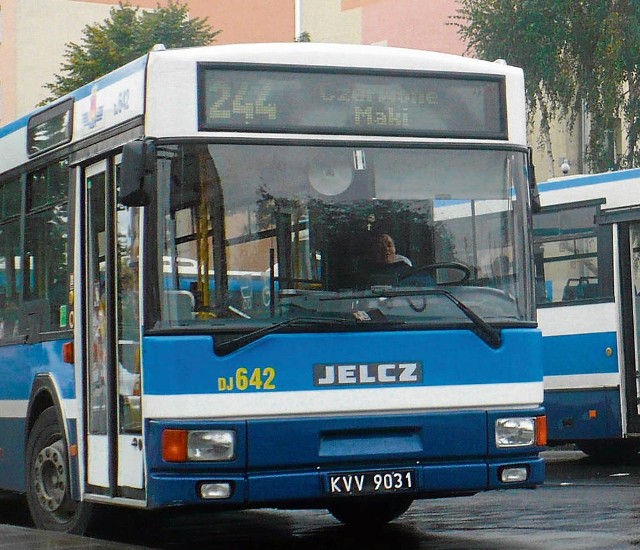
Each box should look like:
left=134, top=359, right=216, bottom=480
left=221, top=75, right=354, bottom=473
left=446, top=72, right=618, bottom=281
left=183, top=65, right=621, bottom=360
left=33, top=439, right=67, bottom=512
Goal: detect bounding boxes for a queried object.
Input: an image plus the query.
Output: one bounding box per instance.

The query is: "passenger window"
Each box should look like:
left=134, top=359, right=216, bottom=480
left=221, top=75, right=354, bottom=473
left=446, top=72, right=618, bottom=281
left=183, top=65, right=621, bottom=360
left=533, top=204, right=612, bottom=305
left=28, top=160, right=67, bottom=210
left=24, top=160, right=70, bottom=333
left=0, top=220, right=21, bottom=341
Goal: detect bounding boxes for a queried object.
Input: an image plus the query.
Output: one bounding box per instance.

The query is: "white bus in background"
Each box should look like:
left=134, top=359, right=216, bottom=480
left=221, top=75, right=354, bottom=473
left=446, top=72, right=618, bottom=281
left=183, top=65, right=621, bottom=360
left=534, top=168, right=640, bottom=459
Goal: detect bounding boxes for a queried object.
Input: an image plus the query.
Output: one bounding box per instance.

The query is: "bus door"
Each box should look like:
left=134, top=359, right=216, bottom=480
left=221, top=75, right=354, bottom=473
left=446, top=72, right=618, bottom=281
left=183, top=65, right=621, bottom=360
left=84, top=159, right=145, bottom=498
left=618, top=219, right=640, bottom=434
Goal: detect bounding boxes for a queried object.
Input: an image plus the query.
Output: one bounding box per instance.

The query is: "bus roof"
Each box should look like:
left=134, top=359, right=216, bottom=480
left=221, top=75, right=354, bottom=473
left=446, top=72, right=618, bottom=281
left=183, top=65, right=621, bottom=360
left=538, top=167, right=640, bottom=211
left=538, top=167, right=640, bottom=193
left=0, top=43, right=526, bottom=174
left=150, top=42, right=523, bottom=74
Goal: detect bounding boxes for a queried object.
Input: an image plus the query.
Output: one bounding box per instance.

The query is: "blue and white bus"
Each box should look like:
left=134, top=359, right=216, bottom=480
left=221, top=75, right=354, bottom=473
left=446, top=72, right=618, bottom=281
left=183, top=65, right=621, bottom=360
left=0, top=43, right=545, bottom=533
left=535, top=168, right=640, bottom=459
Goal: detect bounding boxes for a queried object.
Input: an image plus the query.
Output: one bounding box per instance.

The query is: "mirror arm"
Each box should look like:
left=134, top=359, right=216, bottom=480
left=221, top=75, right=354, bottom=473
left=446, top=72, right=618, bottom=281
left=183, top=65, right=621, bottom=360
left=528, top=147, right=541, bottom=214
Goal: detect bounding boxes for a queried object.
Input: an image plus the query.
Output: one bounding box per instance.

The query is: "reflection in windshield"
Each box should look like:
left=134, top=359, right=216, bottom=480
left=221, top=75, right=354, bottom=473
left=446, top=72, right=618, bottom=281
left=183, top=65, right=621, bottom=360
left=149, top=143, right=531, bottom=329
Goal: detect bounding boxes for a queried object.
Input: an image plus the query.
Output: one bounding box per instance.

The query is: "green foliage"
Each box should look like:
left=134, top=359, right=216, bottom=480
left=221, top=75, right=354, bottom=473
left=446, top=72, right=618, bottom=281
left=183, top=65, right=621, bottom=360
left=42, top=1, right=219, bottom=104
left=453, top=0, right=640, bottom=172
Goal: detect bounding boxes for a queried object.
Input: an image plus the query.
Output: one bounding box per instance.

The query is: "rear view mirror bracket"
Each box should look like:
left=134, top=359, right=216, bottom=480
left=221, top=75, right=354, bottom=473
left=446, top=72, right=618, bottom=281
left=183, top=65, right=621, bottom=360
left=527, top=147, right=541, bottom=214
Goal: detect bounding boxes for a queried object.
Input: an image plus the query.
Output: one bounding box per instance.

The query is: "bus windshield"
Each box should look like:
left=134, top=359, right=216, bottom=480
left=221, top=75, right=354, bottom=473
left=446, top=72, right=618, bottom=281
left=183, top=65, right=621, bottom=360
left=148, top=143, right=531, bottom=331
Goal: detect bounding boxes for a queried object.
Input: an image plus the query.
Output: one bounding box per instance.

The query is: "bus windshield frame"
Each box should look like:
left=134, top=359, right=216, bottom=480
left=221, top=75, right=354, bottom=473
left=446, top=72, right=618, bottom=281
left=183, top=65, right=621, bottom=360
left=143, top=141, right=534, bottom=334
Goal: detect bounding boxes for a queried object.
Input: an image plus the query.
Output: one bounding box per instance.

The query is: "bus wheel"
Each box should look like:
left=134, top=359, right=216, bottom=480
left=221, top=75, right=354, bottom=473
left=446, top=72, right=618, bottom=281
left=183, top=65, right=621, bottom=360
left=25, top=407, right=92, bottom=534
left=327, top=497, right=413, bottom=527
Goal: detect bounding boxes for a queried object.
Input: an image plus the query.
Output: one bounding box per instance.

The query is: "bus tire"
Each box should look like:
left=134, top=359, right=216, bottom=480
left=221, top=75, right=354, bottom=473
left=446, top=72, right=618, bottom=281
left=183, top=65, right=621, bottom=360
left=25, top=406, right=93, bottom=534
left=327, top=497, right=413, bottom=527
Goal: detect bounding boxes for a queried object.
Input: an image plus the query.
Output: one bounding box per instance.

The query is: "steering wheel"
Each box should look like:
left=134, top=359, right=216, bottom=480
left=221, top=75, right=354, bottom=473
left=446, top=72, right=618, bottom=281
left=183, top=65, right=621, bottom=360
left=398, top=261, right=472, bottom=285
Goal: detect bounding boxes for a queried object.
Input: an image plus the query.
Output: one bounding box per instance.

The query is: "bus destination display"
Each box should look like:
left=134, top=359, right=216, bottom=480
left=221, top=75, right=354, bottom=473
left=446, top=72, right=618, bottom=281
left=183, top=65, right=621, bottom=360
left=199, top=67, right=506, bottom=138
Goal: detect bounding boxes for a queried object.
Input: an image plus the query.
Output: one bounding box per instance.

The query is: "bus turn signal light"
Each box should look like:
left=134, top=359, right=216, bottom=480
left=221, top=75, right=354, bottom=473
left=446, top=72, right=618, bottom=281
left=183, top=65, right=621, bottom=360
left=62, top=341, right=74, bottom=364
left=536, top=415, right=548, bottom=447
left=162, top=429, right=188, bottom=462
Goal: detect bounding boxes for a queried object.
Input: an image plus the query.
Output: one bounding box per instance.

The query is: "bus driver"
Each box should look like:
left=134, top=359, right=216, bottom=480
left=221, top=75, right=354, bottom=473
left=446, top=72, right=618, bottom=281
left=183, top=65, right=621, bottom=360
left=368, top=233, right=413, bottom=284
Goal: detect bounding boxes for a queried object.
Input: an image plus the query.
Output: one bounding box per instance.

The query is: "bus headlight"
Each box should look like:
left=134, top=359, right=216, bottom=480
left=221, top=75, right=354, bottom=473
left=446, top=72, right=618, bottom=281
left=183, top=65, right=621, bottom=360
left=495, top=417, right=535, bottom=447
left=188, top=430, right=236, bottom=461
left=162, top=429, right=236, bottom=462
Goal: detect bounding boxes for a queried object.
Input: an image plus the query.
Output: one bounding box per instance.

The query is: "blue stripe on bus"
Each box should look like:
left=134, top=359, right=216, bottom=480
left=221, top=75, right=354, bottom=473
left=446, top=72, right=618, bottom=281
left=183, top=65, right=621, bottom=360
left=0, top=417, right=27, bottom=492
left=0, top=55, right=148, bottom=139
left=68, top=55, right=147, bottom=103
left=0, top=413, right=77, bottom=495
left=142, top=328, right=542, bottom=395
left=538, top=168, right=640, bottom=192
left=542, top=331, right=618, bottom=377
left=433, top=199, right=470, bottom=207
left=0, top=340, right=75, bottom=400
left=0, top=115, right=29, bottom=139
left=545, top=388, right=622, bottom=441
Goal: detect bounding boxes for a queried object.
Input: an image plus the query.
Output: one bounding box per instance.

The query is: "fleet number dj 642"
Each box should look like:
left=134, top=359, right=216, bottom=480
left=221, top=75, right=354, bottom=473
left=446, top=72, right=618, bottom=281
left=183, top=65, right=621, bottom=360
left=218, top=367, right=276, bottom=392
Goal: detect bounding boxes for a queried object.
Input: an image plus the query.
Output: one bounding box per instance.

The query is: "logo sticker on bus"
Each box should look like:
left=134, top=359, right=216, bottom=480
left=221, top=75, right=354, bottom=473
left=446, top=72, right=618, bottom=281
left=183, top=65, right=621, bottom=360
left=81, top=85, right=105, bottom=130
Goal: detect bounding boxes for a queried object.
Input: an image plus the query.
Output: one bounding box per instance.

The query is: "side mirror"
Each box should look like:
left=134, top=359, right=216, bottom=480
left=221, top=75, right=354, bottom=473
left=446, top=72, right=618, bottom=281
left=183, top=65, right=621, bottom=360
left=119, top=138, right=156, bottom=206
left=528, top=147, right=541, bottom=214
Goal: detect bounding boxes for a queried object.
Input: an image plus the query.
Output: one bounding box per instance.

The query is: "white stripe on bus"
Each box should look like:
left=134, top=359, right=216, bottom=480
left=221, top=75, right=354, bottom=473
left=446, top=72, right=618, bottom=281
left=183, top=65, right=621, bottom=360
left=544, top=373, right=620, bottom=391
left=0, top=399, right=77, bottom=419
left=537, top=302, right=618, bottom=337
left=143, top=382, right=543, bottom=419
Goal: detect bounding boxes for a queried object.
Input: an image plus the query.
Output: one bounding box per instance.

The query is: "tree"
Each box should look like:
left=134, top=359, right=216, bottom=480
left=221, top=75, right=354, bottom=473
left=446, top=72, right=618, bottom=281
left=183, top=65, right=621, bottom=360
left=42, top=1, right=219, bottom=103
left=453, top=1, right=640, bottom=173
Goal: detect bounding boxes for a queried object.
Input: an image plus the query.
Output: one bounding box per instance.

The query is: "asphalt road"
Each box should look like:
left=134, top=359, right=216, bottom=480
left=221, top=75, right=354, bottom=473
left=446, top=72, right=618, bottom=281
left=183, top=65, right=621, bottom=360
left=2, top=449, right=640, bottom=549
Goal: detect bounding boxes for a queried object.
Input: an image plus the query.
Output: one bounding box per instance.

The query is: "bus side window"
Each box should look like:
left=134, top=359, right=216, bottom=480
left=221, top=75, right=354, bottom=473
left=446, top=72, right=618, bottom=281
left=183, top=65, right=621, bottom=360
left=19, top=299, right=51, bottom=339
left=533, top=204, right=611, bottom=305
left=24, top=161, right=70, bottom=333
left=0, top=177, right=22, bottom=340
left=0, top=285, right=19, bottom=340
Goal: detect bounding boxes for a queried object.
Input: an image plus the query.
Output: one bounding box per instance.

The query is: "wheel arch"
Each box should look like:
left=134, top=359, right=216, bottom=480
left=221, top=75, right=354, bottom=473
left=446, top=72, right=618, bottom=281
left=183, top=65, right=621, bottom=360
left=25, top=374, right=66, bottom=440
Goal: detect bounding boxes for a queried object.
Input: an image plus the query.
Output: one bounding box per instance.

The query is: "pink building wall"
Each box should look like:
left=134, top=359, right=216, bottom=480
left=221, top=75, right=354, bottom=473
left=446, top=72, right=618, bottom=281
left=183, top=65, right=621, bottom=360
left=340, top=0, right=465, bottom=54
left=360, top=0, right=465, bottom=54
left=75, top=0, right=295, bottom=44
left=0, top=1, right=18, bottom=122
left=77, top=0, right=462, bottom=52
left=362, top=0, right=465, bottom=54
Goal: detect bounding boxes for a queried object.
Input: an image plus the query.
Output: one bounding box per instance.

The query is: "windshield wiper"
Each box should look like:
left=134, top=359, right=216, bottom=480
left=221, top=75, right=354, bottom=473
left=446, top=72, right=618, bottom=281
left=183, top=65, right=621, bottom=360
left=215, top=317, right=354, bottom=355
left=369, top=287, right=502, bottom=349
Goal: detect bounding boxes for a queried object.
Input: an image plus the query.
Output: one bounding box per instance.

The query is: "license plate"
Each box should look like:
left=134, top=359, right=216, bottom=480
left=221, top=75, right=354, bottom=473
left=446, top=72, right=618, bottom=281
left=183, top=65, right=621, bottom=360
left=327, top=469, right=416, bottom=496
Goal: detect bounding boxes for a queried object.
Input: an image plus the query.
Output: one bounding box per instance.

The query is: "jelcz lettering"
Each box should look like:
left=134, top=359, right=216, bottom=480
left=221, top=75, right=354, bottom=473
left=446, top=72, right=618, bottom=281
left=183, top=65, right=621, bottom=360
left=314, top=362, right=422, bottom=386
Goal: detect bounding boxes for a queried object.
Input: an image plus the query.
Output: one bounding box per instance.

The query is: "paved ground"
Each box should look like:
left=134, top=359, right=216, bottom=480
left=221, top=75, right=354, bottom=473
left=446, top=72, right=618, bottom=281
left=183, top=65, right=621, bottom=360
left=0, top=524, right=146, bottom=549
left=0, top=449, right=630, bottom=549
